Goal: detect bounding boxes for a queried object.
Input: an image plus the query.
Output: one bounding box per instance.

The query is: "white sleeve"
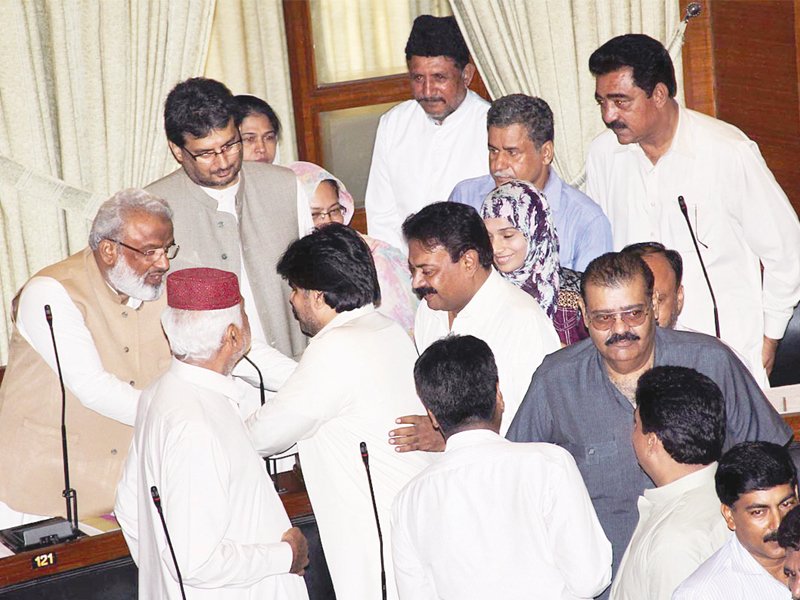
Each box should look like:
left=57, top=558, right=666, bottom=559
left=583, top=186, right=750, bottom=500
left=735, top=141, right=800, bottom=339
left=584, top=139, right=610, bottom=217
left=365, top=115, right=405, bottom=249
left=545, top=449, right=612, bottom=598
left=16, top=277, right=140, bottom=425
left=161, top=421, right=294, bottom=587
left=391, top=495, right=438, bottom=600
left=246, top=341, right=346, bottom=456
left=114, top=439, right=140, bottom=563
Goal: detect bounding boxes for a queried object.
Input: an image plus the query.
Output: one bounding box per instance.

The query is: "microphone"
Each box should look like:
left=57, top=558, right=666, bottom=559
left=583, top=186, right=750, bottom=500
left=677, top=197, right=721, bottom=338
left=45, top=305, right=79, bottom=531
left=0, top=306, right=84, bottom=551
left=150, top=486, right=187, bottom=600
left=360, top=442, right=387, bottom=600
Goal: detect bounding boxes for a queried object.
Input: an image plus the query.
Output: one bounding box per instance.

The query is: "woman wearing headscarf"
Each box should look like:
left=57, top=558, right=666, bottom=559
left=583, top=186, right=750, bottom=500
left=288, top=162, right=418, bottom=337
left=481, top=180, right=588, bottom=345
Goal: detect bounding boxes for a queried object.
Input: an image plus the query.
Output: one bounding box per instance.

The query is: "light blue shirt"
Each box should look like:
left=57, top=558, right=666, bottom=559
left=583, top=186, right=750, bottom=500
left=448, top=171, right=613, bottom=272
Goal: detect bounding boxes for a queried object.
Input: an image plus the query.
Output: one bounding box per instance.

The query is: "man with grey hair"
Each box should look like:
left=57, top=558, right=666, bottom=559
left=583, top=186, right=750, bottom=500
left=449, top=93, right=612, bottom=271
left=116, top=267, right=309, bottom=599
left=0, top=188, right=176, bottom=528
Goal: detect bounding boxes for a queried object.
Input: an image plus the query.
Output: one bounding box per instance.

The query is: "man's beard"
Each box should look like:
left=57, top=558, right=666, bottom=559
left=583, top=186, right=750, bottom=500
left=107, top=258, right=164, bottom=302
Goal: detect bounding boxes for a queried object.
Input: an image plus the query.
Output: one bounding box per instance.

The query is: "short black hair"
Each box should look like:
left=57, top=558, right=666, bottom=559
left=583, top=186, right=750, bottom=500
left=716, top=442, right=797, bottom=507
left=276, top=223, right=380, bottom=312
left=402, top=202, right=493, bottom=269
left=581, top=252, right=655, bottom=302
left=621, top=242, right=683, bottom=287
left=589, top=34, right=677, bottom=98
left=164, top=78, right=239, bottom=147
left=487, top=94, right=554, bottom=148
left=405, top=15, right=470, bottom=70
left=636, top=366, right=725, bottom=465
left=233, top=94, right=282, bottom=139
left=778, top=505, right=800, bottom=551
left=414, top=334, right=499, bottom=435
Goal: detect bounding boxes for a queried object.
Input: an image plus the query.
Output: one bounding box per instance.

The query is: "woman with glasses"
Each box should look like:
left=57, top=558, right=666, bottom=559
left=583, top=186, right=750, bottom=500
left=481, top=180, right=588, bottom=346
left=288, top=162, right=418, bottom=336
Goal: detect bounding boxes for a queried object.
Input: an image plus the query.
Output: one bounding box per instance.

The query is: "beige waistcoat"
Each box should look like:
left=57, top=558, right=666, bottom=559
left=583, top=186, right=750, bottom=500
left=0, top=248, right=170, bottom=517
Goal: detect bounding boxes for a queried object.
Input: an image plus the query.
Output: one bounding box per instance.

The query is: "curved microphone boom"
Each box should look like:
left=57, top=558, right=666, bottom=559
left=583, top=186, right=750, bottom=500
left=360, top=442, right=387, bottom=600
left=677, top=196, right=721, bottom=338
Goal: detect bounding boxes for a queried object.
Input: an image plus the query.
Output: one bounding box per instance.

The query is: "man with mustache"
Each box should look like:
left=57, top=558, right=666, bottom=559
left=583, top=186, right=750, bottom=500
left=585, top=34, right=800, bottom=388
left=0, top=189, right=175, bottom=527
left=778, top=506, right=800, bottom=600
left=507, top=251, right=791, bottom=598
left=364, top=15, right=490, bottom=251
left=674, top=442, right=798, bottom=599
left=449, top=94, right=612, bottom=272
left=389, top=202, right=560, bottom=452
left=147, top=77, right=311, bottom=360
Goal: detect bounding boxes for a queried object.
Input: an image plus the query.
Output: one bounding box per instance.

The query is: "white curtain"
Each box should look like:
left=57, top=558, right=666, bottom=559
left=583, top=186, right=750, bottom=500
left=204, top=0, right=299, bottom=164
left=0, top=0, right=216, bottom=362
left=449, top=0, right=684, bottom=187
left=311, top=0, right=452, bottom=83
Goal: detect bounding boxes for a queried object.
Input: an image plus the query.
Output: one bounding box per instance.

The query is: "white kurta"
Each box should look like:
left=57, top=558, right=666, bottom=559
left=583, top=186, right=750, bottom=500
left=115, top=359, right=308, bottom=600
left=672, top=534, right=791, bottom=599
left=246, top=306, right=431, bottom=600
left=586, top=106, right=800, bottom=387
left=610, top=464, right=730, bottom=600
left=414, top=270, right=561, bottom=433
left=391, top=429, right=612, bottom=599
left=365, top=90, right=490, bottom=250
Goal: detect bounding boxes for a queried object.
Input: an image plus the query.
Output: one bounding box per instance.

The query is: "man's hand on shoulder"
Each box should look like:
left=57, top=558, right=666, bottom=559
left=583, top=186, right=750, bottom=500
left=388, top=414, right=445, bottom=453
left=281, top=527, right=309, bottom=576
left=762, top=335, right=780, bottom=376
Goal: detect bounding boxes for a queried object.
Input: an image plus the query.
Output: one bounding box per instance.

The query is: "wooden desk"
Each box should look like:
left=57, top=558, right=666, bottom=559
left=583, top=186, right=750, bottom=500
left=0, top=471, right=333, bottom=599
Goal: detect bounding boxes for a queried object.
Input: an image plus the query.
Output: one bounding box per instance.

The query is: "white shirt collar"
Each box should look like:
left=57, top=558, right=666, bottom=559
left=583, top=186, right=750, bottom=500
left=445, top=428, right=504, bottom=452
left=201, top=178, right=242, bottom=215
left=643, top=462, right=717, bottom=505
left=169, top=358, right=246, bottom=407
left=315, top=304, right=376, bottom=339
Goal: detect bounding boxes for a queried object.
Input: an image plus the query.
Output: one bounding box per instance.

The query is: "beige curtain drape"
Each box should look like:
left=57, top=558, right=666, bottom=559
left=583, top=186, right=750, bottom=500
left=0, top=0, right=216, bottom=362
left=450, top=0, right=683, bottom=187
left=310, top=0, right=451, bottom=83
left=204, top=0, right=299, bottom=164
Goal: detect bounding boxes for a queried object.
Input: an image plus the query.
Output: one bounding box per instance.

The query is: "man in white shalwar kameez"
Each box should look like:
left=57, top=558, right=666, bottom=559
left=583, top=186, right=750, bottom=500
left=364, top=15, right=490, bottom=250
left=392, top=334, right=611, bottom=599
left=115, top=267, right=309, bottom=600
left=586, top=34, right=800, bottom=387
left=246, top=224, right=431, bottom=600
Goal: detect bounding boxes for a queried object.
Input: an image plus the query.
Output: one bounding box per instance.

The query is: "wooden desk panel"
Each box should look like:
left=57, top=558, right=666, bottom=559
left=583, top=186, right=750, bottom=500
left=0, top=471, right=315, bottom=591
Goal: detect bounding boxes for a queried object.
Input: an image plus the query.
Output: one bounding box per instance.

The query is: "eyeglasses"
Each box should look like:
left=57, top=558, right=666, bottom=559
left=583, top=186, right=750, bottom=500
left=587, top=306, right=649, bottom=330
left=108, top=239, right=180, bottom=261
left=182, top=138, right=243, bottom=163
left=311, top=205, right=345, bottom=223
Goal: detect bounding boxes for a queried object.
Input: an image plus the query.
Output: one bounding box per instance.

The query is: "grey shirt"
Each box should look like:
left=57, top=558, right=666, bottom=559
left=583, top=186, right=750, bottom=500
left=507, top=327, right=792, bottom=590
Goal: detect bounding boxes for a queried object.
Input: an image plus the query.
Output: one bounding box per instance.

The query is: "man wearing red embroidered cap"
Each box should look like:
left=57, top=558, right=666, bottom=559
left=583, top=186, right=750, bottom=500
left=115, top=267, right=309, bottom=600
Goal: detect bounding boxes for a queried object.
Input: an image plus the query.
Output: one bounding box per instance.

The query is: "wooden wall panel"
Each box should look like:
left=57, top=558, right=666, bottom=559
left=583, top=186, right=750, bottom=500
left=680, top=0, right=717, bottom=116
left=709, top=0, right=800, bottom=214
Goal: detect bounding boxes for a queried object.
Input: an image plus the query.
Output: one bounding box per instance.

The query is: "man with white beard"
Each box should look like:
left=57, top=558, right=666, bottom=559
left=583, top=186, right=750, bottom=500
left=0, top=188, right=176, bottom=527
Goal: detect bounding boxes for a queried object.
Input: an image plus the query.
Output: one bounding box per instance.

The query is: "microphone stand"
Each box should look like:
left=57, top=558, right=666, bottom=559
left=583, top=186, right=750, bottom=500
left=45, top=305, right=79, bottom=531
left=360, top=442, right=387, bottom=600
left=151, top=486, right=187, bottom=600
left=678, top=196, right=721, bottom=338
left=0, top=307, right=84, bottom=552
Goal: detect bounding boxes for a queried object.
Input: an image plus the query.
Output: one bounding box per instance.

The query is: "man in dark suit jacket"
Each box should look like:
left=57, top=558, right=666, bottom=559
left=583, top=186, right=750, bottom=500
left=146, top=77, right=307, bottom=359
